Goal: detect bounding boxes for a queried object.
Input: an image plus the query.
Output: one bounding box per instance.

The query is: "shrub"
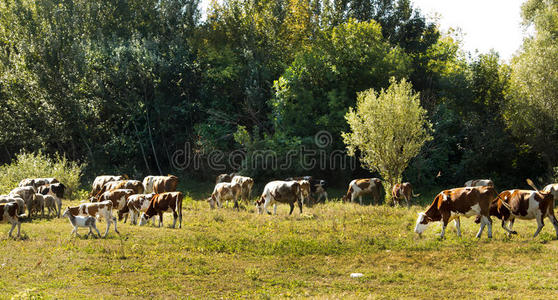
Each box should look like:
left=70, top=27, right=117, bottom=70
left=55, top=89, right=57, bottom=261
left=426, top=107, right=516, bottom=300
left=0, top=151, right=84, bottom=199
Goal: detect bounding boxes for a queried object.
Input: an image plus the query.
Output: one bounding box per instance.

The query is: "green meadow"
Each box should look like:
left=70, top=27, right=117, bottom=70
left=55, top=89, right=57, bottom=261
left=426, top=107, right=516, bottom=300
left=1, top=186, right=558, bottom=299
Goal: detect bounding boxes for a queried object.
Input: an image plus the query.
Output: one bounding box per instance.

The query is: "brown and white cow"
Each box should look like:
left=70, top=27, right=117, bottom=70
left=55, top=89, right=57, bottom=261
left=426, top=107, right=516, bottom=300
left=215, top=173, right=237, bottom=184
left=208, top=182, right=241, bottom=210
left=342, top=178, right=383, bottom=205
left=66, top=200, right=118, bottom=237
left=231, top=175, right=254, bottom=203
left=414, top=186, right=497, bottom=239
left=10, top=186, right=37, bottom=217
left=0, top=202, right=24, bottom=237
left=126, top=194, right=155, bottom=225
left=143, top=175, right=179, bottom=194
left=91, top=175, right=125, bottom=196
left=139, top=192, right=183, bottom=228
left=392, top=182, right=419, bottom=207
left=464, top=179, right=494, bottom=187
left=0, top=195, right=25, bottom=215
left=95, top=189, right=134, bottom=221
left=256, top=181, right=304, bottom=215
left=487, top=180, right=558, bottom=238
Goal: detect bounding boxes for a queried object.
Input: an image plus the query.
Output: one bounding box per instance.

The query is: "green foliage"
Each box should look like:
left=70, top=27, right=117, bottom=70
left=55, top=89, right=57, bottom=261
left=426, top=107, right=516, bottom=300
left=342, top=78, right=432, bottom=189
left=0, top=151, right=84, bottom=199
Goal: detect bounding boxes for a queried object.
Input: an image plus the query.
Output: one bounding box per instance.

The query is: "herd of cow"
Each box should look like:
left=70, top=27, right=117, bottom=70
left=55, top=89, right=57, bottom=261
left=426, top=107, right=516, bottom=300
left=1, top=173, right=558, bottom=240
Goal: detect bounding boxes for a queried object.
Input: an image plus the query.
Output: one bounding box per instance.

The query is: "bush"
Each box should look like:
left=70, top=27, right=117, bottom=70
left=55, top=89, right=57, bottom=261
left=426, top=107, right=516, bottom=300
left=0, top=151, right=84, bottom=199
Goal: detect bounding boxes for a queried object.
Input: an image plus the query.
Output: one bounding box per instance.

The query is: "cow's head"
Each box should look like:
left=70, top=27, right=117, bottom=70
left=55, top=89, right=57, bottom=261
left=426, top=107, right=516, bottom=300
left=414, top=213, right=432, bottom=236
left=138, top=213, right=151, bottom=226
left=62, top=207, right=71, bottom=219
left=207, top=195, right=217, bottom=209
left=256, top=196, right=266, bottom=214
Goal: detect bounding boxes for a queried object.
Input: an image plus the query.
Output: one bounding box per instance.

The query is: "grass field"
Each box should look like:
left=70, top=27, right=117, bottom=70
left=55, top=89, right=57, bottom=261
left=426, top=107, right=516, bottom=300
left=1, top=185, right=558, bottom=299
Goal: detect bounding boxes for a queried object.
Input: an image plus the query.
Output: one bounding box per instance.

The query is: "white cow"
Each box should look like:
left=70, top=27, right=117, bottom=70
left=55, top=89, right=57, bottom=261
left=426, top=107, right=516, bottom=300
left=257, top=181, right=304, bottom=215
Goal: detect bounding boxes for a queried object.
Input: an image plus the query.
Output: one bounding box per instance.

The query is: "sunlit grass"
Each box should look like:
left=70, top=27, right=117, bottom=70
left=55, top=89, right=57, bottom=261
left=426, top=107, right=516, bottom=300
left=1, top=192, right=558, bottom=298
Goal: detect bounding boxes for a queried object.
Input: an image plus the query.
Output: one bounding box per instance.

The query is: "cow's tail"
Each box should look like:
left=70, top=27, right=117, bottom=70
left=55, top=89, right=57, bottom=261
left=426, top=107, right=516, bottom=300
left=412, top=192, right=421, bottom=198
left=526, top=178, right=540, bottom=192
left=496, top=192, right=512, bottom=212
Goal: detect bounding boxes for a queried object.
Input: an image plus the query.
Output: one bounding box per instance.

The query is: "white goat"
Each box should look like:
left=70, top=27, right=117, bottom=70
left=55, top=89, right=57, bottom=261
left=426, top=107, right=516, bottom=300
left=62, top=208, right=101, bottom=238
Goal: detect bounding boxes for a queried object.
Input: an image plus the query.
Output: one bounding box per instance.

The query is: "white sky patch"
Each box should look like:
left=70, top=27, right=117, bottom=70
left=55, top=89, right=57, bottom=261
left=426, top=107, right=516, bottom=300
left=412, top=0, right=526, bottom=61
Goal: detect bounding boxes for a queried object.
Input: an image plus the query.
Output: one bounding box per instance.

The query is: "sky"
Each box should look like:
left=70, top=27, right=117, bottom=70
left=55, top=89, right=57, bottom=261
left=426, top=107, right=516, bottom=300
left=199, top=0, right=527, bottom=61
left=412, top=0, right=526, bottom=61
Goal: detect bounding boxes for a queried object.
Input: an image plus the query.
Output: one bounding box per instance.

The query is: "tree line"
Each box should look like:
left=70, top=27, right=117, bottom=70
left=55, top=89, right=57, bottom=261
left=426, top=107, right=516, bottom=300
left=0, top=0, right=557, bottom=189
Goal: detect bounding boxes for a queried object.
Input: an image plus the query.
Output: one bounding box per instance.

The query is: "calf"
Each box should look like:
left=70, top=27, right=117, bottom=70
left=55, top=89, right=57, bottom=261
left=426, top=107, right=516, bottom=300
left=32, top=194, right=45, bottom=218
left=10, top=186, right=37, bottom=217
left=231, top=175, right=254, bottom=203
left=43, top=195, right=58, bottom=217
left=488, top=180, right=558, bottom=238
left=414, top=186, right=496, bottom=239
left=464, top=179, right=494, bottom=187
left=38, top=183, right=65, bottom=217
left=62, top=208, right=101, bottom=238
left=257, top=181, right=303, bottom=215
left=126, top=194, right=155, bottom=225
left=139, top=192, right=183, bottom=228
left=392, top=182, right=419, bottom=207
left=342, top=178, right=383, bottom=205
left=208, top=182, right=241, bottom=210
left=66, top=201, right=118, bottom=237
left=0, top=202, right=24, bottom=237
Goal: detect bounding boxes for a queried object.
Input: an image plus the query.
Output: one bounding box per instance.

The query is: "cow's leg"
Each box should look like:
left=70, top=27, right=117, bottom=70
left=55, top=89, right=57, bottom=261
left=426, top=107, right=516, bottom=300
left=297, top=199, right=303, bottom=214
left=263, top=198, right=272, bottom=215
left=8, top=221, right=16, bottom=237
left=172, top=209, right=178, bottom=228
left=454, top=218, right=461, bottom=237
left=289, top=203, right=294, bottom=215
left=501, top=218, right=517, bottom=236
left=440, top=222, right=447, bottom=239
left=16, top=221, right=20, bottom=237
left=533, top=213, right=545, bottom=237
left=476, top=215, right=491, bottom=238
left=56, top=197, right=62, bottom=218
left=159, top=213, right=164, bottom=228
left=405, top=196, right=411, bottom=208
left=103, top=220, right=110, bottom=238
left=359, top=196, right=363, bottom=205
left=273, top=204, right=278, bottom=215
left=112, top=216, right=119, bottom=234
left=94, top=224, right=101, bottom=238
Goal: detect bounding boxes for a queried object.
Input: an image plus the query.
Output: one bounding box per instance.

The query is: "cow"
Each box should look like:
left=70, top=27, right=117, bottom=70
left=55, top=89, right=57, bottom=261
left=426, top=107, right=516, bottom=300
left=19, top=178, right=59, bottom=190
left=126, top=194, right=155, bottom=225
left=32, top=194, right=45, bottom=218
left=0, top=195, right=25, bottom=215
left=208, top=182, right=241, bottom=210
left=91, top=175, right=125, bottom=196
left=391, top=182, right=419, bottom=207
left=95, top=189, right=134, bottom=211
left=43, top=195, right=58, bottom=217
left=216, top=173, right=237, bottom=184
left=65, top=200, right=118, bottom=237
left=38, top=183, right=65, bottom=217
left=414, top=186, right=496, bottom=239
left=0, top=202, right=25, bottom=237
left=487, top=179, right=558, bottom=238
left=231, top=175, right=254, bottom=203
left=97, top=180, right=143, bottom=196
left=542, top=183, right=558, bottom=206
left=256, top=181, right=303, bottom=215
left=342, top=178, right=383, bottom=205
left=139, top=192, right=183, bottom=228
left=9, top=186, right=37, bottom=217
left=285, top=176, right=328, bottom=205
left=143, top=175, right=179, bottom=194
left=464, top=179, right=494, bottom=187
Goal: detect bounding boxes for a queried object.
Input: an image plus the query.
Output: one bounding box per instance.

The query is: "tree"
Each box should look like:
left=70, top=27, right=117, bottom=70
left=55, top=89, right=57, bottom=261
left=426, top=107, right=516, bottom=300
left=342, top=78, right=432, bottom=195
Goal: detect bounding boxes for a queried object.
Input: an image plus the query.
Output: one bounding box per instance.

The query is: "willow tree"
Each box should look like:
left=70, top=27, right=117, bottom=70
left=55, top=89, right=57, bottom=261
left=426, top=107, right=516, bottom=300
left=342, top=78, right=432, bottom=196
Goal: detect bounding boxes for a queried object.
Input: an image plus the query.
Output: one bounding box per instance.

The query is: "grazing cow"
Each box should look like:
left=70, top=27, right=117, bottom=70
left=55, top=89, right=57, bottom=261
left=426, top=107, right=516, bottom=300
left=256, top=181, right=303, bottom=215
left=126, top=194, right=155, bottom=225
left=487, top=179, right=558, bottom=238
left=9, top=186, right=37, bottom=217
left=0, top=195, right=25, bottom=215
left=342, top=178, right=383, bottom=205
left=0, top=202, right=24, bottom=237
left=153, top=175, right=179, bottom=194
left=464, top=179, right=494, bottom=187
left=208, top=182, right=242, bottom=210
left=66, top=200, right=118, bottom=237
left=392, top=182, right=419, bottom=207
left=285, top=176, right=328, bottom=205
left=414, top=186, right=496, bottom=239
left=38, top=184, right=65, bottom=217
left=139, top=192, right=183, bottom=228
left=231, top=176, right=254, bottom=203
left=91, top=175, right=125, bottom=196
left=216, top=173, right=237, bottom=184
left=43, top=195, right=58, bottom=217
